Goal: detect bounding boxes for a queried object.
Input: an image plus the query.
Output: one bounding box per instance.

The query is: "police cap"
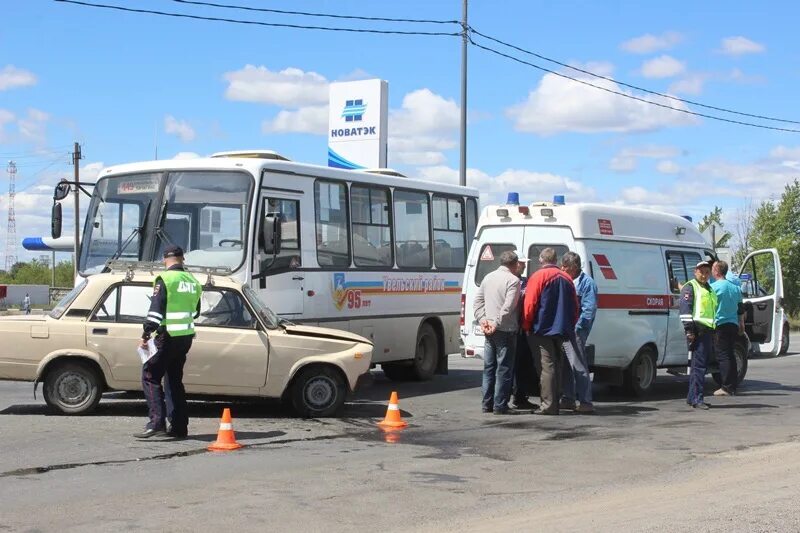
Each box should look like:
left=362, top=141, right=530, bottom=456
left=694, top=260, right=712, bottom=269
left=163, top=245, right=185, bottom=259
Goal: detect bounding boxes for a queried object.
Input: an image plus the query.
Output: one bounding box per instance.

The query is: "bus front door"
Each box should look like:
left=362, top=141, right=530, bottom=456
left=255, top=194, right=304, bottom=317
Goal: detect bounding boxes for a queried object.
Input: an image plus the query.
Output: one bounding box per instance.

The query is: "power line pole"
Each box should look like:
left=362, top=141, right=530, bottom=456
left=459, top=0, right=468, bottom=187
left=72, top=142, right=82, bottom=279
left=5, top=161, right=17, bottom=271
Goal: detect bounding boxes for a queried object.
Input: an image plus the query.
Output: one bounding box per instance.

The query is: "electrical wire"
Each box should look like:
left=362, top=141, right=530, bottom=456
left=470, top=28, right=800, bottom=126
left=54, top=0, right=461, bottom=36
left=170, top=0, right=459, bottom=24
left=468, top=38, right=800, bottom=134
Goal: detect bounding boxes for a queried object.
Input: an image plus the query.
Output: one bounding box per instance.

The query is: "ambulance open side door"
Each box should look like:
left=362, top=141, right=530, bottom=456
left=739, top=248, right=784, bottom=356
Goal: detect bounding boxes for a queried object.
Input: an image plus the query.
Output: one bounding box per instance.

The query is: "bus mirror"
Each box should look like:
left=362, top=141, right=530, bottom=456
left=263, top=214, right=282, bottom=255
left=51, top=202, right=63, bottom=239
left=53, top=180, right=71, bottom=201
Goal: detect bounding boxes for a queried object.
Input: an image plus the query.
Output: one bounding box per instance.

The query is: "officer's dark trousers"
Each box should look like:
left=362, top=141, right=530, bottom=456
left=715, top=323, right=739, bottom=393
left=687, top=330, right=713, bottom=406
left=142, top=334, right=193, bottom=432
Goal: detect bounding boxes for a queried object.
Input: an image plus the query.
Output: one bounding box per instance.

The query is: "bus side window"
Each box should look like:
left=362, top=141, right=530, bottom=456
left=394, top=190, right=431, bottom=268
left=432, top=195, right=466, bottom=269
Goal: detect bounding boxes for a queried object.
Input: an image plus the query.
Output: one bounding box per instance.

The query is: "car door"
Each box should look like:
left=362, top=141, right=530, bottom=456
left=253, top=191, right=305, bottom=316
left=662, top=250, right=703, bottom=366
left=187, top=288, right=269, bottom=390
left=87, top=283, right=155, bottom=385
left=739, top=249, right=785, bottom=356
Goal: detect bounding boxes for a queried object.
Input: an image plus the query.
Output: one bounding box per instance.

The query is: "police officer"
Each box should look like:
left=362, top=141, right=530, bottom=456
left=680, top=260, right=717, bottom=410
left=135, top=245, right=202, bottom=439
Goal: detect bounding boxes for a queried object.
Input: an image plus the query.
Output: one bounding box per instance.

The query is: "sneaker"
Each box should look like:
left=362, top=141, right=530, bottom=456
left=133, top=428, right=166, bottom=439
left=692, top=402, right=711, bottom=410
left=575, top=403, right=595, bottom=414
left=533, top=408, right=559, bottom=416
left=493, top=408, right=519, bottom=415
left=713, top=388, right=732, bottom=397
left=559, top=399, right=576, bottom=411
left=510, top=398, right=537, bottom=410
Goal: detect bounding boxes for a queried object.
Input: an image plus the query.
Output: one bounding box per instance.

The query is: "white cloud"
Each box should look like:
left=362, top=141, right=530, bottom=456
left=769, top=145, right=800, bottom=160
left=656, top=160, right=681, bottom=174
left=0, top=109, right=14, bottom=142
left=262, top=105, right=328, bottom=135
left=640, top=55, right=686, bottom=79
left=17, top=108, right=49, bottom=144
left=390, top=137, right=457, bottom=166
left=719, top=36, right=765, bottom=56
left=620, top=186, right=678, bottom=206
left=390, top=89, right=460, bottom=136
left=609, top=145, right=681, bottom=173
left=416, top=165, right=594, bottom=205
left=172, top=151, right=201, bottom=160
left=223, top=65, right=329, bottom=107
left=620, top=32, right=683, bottom=54
left=506, top=68, right=698, bottom=135
left=0, top=65, right=37, bottom=91
left=164, top=115, right=196, bottom=142
left=669, top=74, right=708, bottom=95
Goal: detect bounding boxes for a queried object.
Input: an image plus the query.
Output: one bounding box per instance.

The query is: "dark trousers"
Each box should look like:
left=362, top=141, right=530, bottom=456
left=715, top=323, right=739, bottom=393
left=528, top=335, right=563, bottom=413
left=142, top=334, right=193, bottom=432
left=687, top=330, right=712, bottom=406
left=512, top=331, right=537, bottom=400
left=482, top=330, right=517, bottom=412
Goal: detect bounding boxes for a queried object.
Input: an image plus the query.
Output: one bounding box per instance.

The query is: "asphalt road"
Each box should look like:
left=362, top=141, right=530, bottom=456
left=0, top=333, right=798, bottom=532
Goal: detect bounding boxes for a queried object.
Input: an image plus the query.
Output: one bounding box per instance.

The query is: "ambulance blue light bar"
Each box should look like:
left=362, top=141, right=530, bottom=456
left=507, top=192, right=520, bottom=205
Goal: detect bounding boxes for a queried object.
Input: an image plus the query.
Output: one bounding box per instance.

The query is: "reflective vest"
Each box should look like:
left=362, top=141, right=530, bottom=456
left=156, top=270, right=202, bottom=337
left=687, top=279, right=717, bottom=329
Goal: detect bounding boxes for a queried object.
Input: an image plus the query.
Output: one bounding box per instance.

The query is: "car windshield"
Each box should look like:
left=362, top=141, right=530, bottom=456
left=49, top=280, right=88, bottom=319
left=243, top=286, right=280, bottom=329
left=79, top=170, right=254, bottom=274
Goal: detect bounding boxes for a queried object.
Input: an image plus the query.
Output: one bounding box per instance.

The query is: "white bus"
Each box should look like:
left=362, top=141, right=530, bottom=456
left=61, top=151, right=479, bottom=380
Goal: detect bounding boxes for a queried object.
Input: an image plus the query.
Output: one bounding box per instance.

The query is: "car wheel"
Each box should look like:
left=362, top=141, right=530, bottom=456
left=290, top=365, right=347, bottom=418
left=43, top=360, right=102, bottom=415
left=410, top=323, right=439, bottom=381
left=735, top=341, right=748, bottom=385
left=623, top=346, right=657, bottom=397
left=780, top=324, right=790, bottom=355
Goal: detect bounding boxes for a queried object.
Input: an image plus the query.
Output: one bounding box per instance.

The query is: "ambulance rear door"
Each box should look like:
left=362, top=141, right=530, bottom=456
left=739, top=248, right=785, bottom=356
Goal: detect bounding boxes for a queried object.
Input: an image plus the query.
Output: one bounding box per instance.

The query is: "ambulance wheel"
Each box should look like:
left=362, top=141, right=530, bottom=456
left=779, top=324, right=790, bottom=355
left=624, top=347, right=657, bottom=397
left=712, top=341, right=749, bottom=386
left=43, top=360, right=103, bottom=415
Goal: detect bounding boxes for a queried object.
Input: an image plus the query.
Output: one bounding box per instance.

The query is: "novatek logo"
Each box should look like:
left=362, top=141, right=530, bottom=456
left=342, top=99, right=366, bottom=122
left=331, top=98, right=376, bottom=138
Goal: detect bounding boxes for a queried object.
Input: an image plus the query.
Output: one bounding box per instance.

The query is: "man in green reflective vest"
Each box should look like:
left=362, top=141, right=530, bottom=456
left=135, top=245, right=202, bottom=439
left=679, top=260, right=717, bottom=410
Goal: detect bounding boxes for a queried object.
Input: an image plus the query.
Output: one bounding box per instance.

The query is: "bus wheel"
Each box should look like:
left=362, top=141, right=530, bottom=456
left=411, top=323, right=439, bottom=381
left=623, top=346, right=657, bottom=397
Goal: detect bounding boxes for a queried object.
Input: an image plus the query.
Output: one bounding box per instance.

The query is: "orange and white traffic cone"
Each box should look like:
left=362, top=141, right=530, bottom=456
left=377, top=391, right=408, bottom=429
left=208, top=407, right=242, bottom=452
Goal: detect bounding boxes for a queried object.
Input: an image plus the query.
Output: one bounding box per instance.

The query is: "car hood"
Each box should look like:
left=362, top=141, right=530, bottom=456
left=282, top=323, right=372, bottom=345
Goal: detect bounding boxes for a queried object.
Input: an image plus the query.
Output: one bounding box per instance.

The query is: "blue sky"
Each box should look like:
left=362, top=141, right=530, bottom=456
left=2, top=0, right=800, bottom=263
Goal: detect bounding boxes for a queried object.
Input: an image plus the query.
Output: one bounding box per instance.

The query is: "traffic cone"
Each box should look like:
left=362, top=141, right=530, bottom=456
left=208, top=408, right=242, bottom=452
left=377, top=391, right=408, bottom=429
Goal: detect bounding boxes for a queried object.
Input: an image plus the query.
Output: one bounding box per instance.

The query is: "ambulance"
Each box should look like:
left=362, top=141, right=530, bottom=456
left=460, top=194, right=785, bottom=396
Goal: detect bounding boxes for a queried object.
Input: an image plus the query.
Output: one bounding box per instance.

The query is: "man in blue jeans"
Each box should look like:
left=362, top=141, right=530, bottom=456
left=474, top=251, right=523, bottom=415
left=559, top=252, right=597, bottom=413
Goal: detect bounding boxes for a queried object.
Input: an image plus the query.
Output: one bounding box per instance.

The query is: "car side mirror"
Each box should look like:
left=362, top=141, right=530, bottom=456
left=51, top=202, right=63, bottom=239
left=262, top=213, right=282, bottom=256
left=53, top=180, right=71, bottom=201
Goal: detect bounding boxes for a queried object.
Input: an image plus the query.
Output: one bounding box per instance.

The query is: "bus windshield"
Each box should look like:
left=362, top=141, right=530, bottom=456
left=79, top=170, right=253, bottom=274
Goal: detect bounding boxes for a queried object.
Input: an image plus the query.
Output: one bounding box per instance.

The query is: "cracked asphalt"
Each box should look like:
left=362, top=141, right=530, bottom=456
left=0, top=333, right=798, bottom=532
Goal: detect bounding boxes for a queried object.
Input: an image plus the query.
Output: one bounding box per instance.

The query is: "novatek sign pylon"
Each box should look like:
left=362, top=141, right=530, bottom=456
left=5, top=161, right=17, bottom=271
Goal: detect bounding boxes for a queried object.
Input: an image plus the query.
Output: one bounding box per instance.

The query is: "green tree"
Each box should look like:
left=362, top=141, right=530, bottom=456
left=747, top=179, right=800, bottom=317
left=698, top=206, right=732, bottom=248
left=0, top=259, right=74, bottom=288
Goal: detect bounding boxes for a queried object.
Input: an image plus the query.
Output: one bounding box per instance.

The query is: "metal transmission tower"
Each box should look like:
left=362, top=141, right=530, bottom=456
left=5, top=161, right=18, bottom=271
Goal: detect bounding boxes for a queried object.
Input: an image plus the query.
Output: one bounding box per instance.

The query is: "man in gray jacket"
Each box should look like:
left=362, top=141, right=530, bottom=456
left=474, top=250, right=523, bottom=415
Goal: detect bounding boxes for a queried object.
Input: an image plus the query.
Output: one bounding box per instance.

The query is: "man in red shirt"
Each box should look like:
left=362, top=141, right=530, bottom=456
left=522, top=248, right=580, bottom=414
